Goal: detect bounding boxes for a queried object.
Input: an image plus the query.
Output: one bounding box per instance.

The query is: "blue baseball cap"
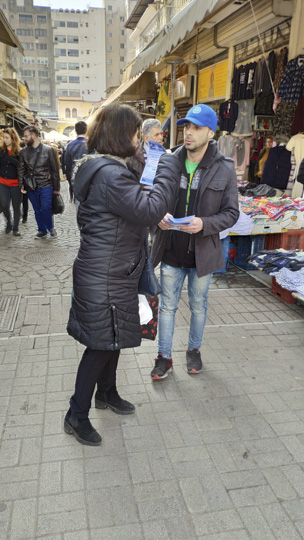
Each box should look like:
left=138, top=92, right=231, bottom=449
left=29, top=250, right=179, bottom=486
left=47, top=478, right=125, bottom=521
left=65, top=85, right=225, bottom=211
left=176, top=104, right=217, bottom=132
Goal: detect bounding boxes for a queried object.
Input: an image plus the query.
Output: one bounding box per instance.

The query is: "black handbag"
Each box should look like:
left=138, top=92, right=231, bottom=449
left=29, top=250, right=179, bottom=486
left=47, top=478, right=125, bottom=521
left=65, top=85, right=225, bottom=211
left=23, top=146, right=41, bottom=192
left=52, top=193, right=65, bottom=214
left=138, top=235, right=162, bottom=296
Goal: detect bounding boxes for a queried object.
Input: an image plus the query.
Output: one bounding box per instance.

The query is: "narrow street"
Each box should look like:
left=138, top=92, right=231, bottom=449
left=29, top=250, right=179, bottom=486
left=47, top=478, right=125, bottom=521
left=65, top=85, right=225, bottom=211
left=0, top=182, right=304, bottom=539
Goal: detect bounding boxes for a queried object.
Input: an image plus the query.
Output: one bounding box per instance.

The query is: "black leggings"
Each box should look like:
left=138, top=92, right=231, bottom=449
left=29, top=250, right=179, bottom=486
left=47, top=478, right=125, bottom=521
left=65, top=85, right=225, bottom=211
left=0, top=183, right=21, bottom=230
left=70, top=348, right=120, bottom=419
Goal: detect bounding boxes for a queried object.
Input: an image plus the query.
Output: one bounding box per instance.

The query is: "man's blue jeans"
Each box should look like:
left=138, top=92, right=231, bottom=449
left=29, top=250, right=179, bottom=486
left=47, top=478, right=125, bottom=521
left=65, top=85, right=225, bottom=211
left=28, top=186, right=53, bottom=234
left=158, top=262, right=212, bottom=359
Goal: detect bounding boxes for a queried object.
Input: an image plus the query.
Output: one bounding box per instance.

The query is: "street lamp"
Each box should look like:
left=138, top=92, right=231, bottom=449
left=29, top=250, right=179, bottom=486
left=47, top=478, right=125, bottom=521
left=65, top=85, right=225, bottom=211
left=164, top=55, right=183, bottom=148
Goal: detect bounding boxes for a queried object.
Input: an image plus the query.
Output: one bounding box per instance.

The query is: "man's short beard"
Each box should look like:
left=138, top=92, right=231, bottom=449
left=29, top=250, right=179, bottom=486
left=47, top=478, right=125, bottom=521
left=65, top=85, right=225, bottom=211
left=26, top=139, right=33, bottom=146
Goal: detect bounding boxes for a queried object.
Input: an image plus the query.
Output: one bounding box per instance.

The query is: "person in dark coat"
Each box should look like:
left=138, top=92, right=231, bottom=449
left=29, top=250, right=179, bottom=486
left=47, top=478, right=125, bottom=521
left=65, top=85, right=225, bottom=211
left=0, top=127, right=21, bottom=236
left=63, top=121, right=88, bottom=202
left=65, top=104, right=181, bottom=446
left=297, top=157, right=304, bottom=185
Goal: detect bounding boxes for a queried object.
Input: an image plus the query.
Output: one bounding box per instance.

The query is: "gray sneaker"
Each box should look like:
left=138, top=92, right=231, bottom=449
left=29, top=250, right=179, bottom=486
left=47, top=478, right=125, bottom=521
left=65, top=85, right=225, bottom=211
left=186, top=348, right=203, bottom=374
left=50, top=228, right=57, bottom=238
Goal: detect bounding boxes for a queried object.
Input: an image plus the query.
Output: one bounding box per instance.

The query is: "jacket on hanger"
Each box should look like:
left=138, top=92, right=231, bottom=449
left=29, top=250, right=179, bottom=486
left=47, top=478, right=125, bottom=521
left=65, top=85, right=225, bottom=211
left=261, top=145, right=291, bottom=190
left=219, top=100, right=238, bottom=132
left=279, top=56, right=304, bottom=102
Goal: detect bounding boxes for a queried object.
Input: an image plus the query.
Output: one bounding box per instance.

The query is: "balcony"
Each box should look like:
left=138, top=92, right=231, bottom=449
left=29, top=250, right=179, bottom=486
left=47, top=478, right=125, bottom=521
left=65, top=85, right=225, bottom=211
left=138, top=0, right=193, bottom=53
left=0, top=78, right=23, bottom=106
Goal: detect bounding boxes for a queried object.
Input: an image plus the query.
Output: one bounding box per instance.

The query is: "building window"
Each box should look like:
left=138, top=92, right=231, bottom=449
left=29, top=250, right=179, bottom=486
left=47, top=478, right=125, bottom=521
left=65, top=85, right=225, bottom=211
left=108, top=59, right=112, bottom=65
left=86, top=50, right=89, bottom=54
left=40, top=97, right=50, bottom=105
left=86, top=22, right=88, bottom=27
left=56, top=89, right=68, bottom=96
left=37, top=57, right=48, bottom=65
left=108, top=18, right=112, bottom=24
left=37, top=15, right=46, bottom=23
left=120, top=69, right=123, bottom=75
left=55, top=48, right=66, bottom=56
left=19, top=14, right=32, bottom=22
left=87, top=63, right=89, bottom=67
left=67, top=21, right=78, bottom=28
left=54, top=20, right=65, bottom=27
left=56, top=75, right=67, bottom=83
left=68, top=63, right=79, bottom=70
left=38, top=70, right=48, bottom=77
left=36, top=43, right=47, bottom=50
left=22, top=42, right=34, bottom=50
left=54, top=35, right=66, bottom=43
left=120, top=16, right=124, bottom=22
left=120, top=43, right=124, bottom=49
left=35, top=29, right=47, bottom=37
left=69, top=90, right=81, bottom=97
left=108, top=5, right=112, bottom=10
left=22, top=69, right=35, bottom=77
left=67, top=35, right=78, bottom=43
left=69, top=76, right=80, bottom=83
left=68, top=49, right=79, bottom=57
left=65, top=108, right=71, bottom=118
left=23, top=56, right=35, bottom=64
left=121, top=30, right=124, bottom=36
left=72, top=108, right=77, bottom=118
left=2, top=4, right=6, bottom=9
left=108, top=32, right=112, bottom=38
left=17, top=29, right=33, bottom=36
left=120, top=56, right=124, bottom=62
left=108, top=72, right=112, bottom=78
left=56, top=62, right=67, bottom=70
left=107, top=45, right=112, bottom=52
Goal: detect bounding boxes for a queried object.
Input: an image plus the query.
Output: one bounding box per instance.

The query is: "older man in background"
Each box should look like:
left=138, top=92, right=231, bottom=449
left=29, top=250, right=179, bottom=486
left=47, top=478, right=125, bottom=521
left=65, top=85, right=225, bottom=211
left=128, top=118, right=163, bottom=178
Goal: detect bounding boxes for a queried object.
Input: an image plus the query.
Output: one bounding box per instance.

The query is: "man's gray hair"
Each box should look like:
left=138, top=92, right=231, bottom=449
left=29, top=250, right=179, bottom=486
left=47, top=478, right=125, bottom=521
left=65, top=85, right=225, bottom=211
left=142, top=119, right=162, bottom=137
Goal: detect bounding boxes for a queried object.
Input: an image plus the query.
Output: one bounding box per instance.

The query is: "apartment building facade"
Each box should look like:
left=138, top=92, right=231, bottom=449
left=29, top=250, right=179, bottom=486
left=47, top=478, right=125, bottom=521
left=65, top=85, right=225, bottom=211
left=104, top=0, right=127, bottom=93
left=51, top=7, right=106, bottom=106
left=4, top=0, right=56, bottom=115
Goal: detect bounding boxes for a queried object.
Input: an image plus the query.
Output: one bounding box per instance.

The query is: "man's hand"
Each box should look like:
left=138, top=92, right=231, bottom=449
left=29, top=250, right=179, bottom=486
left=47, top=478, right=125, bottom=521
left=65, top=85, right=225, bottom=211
left=21, top=188, right=27, bottom=194
left=178, top=217, right=203, bottom=234
left=158, top=213, right=175, bottom=230
left=53, top=190, right=60, bottom=195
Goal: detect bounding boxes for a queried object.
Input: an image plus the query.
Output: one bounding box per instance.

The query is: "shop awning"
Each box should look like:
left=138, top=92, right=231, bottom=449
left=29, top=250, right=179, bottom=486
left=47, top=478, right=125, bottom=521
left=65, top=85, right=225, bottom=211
left=130, top=0, right=220, bottom=78
left=0, top=92, right=18, bottom=108
left=125, top=0, right=154, bottom=30
left=6, top=112, right=30, bottom=126
left=0, top=9, right=24, bottom=53
left=87, top=71, right=155, bottom=125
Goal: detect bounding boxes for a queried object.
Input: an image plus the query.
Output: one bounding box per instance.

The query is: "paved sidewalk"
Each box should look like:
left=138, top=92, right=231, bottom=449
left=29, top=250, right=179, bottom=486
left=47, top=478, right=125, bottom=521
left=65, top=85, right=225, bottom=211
left=1, top=183, right=304, bottom=539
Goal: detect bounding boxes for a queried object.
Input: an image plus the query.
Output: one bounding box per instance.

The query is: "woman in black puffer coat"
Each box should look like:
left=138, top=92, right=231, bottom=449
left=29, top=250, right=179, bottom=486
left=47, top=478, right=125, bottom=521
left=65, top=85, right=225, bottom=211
left=65, top=104, right=181, bottom=446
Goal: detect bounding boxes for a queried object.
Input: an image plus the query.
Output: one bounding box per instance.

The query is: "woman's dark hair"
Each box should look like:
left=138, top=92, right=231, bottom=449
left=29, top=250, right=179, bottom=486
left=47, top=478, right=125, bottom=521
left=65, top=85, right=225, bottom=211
left=87, top=104, right=142, bottom=158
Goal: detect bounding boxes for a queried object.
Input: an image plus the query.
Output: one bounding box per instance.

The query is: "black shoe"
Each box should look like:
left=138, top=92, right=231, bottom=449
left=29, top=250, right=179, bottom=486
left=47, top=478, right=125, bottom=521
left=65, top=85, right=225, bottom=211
left=186, top=348, right=203, bottom=374
left=64, top=409, right=102, bottom=446
left=13, top=230, right=21, bottom=237
left=5, top=223, right=12, bottom=234
left=150, top=353, right=173, bottom=380
left=22, top=218, right=27, bottom=224
left=95, top=386, right=135, bottom=415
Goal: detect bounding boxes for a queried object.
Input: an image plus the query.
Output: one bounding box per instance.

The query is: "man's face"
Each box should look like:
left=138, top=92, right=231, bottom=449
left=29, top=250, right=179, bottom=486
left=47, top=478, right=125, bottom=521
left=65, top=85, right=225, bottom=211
left=23, top=130, right=35, bottom=146
left=266, top=138, right=273, bottom=149
left=145, top=126, right=163, bottom=145
left=183, top=122, right=213, bottom=152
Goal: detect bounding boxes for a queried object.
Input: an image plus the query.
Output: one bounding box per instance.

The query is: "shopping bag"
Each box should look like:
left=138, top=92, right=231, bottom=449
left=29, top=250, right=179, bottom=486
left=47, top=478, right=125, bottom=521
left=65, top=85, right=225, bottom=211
left=52, top=193, right=65, bottom=214
left=140, top=294, right=158, bottom=341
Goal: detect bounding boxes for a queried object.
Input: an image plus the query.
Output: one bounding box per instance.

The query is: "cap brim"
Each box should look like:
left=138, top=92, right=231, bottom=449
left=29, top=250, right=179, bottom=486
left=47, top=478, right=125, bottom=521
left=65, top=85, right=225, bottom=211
left=176, top=116, right=205, bottom=127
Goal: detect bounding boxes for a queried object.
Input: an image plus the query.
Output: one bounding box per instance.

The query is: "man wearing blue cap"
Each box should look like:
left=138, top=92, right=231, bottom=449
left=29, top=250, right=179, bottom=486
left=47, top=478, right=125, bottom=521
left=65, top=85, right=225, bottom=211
left=151, top=104, right=239, bottom=379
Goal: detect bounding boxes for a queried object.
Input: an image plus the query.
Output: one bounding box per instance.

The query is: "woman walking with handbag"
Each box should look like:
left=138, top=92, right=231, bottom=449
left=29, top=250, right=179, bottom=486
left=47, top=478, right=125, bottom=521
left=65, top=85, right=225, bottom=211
left=0, top=128, right=21, bottom=237
left=66, top=104, right=181, bottom=446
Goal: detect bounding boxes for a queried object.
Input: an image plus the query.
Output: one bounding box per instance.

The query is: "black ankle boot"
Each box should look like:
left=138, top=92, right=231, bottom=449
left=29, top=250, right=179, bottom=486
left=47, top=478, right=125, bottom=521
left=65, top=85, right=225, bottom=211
left=64, top=409, right=102, bottom=446
left=95, top=386, right=135, bottom=415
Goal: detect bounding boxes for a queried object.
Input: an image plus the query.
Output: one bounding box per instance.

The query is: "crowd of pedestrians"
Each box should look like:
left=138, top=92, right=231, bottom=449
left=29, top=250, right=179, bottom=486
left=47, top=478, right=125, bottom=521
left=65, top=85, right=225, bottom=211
left=0, top=104, right=239, bottom=447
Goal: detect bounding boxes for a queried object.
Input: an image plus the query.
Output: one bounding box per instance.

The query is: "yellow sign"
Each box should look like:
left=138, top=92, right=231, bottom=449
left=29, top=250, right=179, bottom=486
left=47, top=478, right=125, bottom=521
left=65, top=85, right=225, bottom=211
left=197, top=60, right=228, bottom=102
left=19, top=84, right=28, bottom=99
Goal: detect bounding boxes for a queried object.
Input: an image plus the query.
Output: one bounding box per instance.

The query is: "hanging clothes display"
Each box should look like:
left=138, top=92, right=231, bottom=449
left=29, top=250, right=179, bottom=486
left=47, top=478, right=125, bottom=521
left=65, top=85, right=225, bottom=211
left=291, top=94, right=304, bottom=135
left=273, top=47, right=288, bottom=91
left=273, top=102, right=297, bottom=143
left=279, top=55, right=304, bottom=102
left=261, top=145, right=291, bottom=190
left=233, top=137, right=251, bottom=177
left=285, top=150, right=297, bottom=197
left=219, top=100, right=238, bottom=132
left=233, top=63, right=257, bottom=100
left=217, top=134, right=236, bottom=158
left=232, top=100, right=254, bottom=136
left=254, top=92, right=275, bottom=116
left=252, top=55, right=273, bottom=96
left=286, top=133, right=304, bottom=198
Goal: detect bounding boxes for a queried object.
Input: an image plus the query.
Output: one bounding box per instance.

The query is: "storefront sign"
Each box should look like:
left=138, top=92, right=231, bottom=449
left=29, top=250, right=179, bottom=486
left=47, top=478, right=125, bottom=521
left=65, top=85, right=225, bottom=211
left=197, top=60, right=228, bottom=102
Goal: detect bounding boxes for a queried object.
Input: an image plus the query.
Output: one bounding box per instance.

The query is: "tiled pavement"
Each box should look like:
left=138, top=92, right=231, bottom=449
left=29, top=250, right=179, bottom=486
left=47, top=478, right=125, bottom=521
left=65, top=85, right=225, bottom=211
left=1, top=183, right=304, bottom=539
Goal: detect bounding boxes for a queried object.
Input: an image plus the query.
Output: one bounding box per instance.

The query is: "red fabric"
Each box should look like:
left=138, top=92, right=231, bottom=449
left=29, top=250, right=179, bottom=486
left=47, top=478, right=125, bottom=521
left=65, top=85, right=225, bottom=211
left=141, top=295, right=158, bottom=341
left=0, top=149, right=18, bottom=186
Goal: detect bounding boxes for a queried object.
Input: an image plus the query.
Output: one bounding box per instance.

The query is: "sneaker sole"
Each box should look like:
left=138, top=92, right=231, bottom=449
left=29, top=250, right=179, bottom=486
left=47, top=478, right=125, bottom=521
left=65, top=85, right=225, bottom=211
left=64, top=419, right=102, bottom=446
left=95, top=399, right=135, bottom=415
left=151, top=367, right=172, bottom=380
left=35, top=236, right=47, bottom=240
left=187, top=368, right=203, bottom=374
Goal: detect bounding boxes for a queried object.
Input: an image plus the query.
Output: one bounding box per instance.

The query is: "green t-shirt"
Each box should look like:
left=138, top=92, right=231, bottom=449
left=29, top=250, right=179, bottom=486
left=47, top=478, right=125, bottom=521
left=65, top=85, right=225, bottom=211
left=185, top=159, right=199, bottom=175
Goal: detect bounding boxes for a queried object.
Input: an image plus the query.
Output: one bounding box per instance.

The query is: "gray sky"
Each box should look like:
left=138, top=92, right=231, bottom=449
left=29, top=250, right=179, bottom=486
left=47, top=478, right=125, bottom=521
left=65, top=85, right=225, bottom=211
left=34, top=0, right=102, bottom=9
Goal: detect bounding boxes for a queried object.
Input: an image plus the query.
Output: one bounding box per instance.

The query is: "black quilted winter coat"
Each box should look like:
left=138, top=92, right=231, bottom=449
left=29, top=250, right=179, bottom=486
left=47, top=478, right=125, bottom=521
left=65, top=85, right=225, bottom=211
left=67, top=153, right=181, bottom=351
